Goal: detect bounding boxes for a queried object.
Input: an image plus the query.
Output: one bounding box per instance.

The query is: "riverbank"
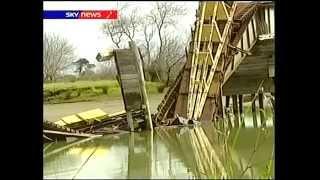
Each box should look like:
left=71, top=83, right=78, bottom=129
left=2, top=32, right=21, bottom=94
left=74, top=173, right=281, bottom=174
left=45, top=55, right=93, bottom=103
left=44, top=80, right=165, bottom=104
left=43, top=93, right=165, bottom=122
left=44, top=93, right=273, bottom=126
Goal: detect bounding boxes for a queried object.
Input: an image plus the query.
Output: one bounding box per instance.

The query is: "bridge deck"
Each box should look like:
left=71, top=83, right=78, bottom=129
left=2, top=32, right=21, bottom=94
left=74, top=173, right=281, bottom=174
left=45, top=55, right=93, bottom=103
left=223, top=38, right=274, bottom=96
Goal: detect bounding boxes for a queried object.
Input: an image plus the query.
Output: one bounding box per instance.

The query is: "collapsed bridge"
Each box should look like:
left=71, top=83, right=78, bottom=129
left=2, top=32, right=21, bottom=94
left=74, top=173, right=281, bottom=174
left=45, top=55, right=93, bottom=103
left=155, top=1, right=274, bottom=127
left=43, top=1, right=275, bottom=141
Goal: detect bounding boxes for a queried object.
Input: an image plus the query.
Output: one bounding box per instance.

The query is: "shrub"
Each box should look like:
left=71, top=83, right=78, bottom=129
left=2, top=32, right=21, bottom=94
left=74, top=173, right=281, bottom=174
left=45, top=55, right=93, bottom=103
left=157, top=84, right=166, bottom=93
left=75, top=89, right=81, bottom=97
left=91, top=87, right=101, bottom=96
left=101, top=86, right=109, bottom=94
left=43, top=80, right=162, bottom=103
left=64, top=90, right=72, bottom=99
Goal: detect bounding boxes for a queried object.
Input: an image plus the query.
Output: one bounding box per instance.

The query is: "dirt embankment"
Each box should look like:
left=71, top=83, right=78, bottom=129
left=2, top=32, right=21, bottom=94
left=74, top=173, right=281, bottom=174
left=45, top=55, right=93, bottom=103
left=43, top=93, right=164, bottom=122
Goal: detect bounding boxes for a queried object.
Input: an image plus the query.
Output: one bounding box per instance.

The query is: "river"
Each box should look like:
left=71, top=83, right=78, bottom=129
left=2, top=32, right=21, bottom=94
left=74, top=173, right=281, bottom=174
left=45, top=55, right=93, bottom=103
left=44, top=123, right=274, bottom=179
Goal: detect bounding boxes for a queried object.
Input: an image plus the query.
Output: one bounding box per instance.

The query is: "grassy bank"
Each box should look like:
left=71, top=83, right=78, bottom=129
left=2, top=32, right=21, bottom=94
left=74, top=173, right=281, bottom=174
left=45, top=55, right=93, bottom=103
left=44, top=80, right=165, bottom=104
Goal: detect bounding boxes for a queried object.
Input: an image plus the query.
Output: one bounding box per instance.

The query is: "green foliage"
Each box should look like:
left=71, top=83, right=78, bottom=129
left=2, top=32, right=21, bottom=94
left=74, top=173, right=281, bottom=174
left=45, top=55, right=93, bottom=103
left=64, top=90, right=72, bottom=100
left=157, top=84, right=166, bottom=93
left=99, top=86, right=109, bottom=94
left=43, top=80, right=163, bottom=104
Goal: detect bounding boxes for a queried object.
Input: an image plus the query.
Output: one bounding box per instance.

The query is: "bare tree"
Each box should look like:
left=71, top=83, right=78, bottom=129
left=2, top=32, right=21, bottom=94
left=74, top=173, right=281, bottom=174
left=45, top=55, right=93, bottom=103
left=142, top=23, right=155, bottom=66
left=148, top=2, right=187, bottom=63
left=138, top=18, right=162, bottom=81
left=43, top=33, right=75, bottom=81
left=120, top=8, right=141, bottom=41
left=102, top=4, right=141, bottom=48
left=100, top=2, right=190, bottom=83
left=101, top=4, right=143, bottom=81
left=101, top=4, right=128, bottom=48
left=102, top=21, right=123, bottom=48
left=161, top=34, right=186, bottom=86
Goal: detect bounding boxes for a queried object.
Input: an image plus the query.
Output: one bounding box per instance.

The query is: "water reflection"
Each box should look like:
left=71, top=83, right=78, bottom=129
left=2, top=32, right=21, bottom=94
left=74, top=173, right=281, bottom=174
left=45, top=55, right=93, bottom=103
left=44, top=124, right=274, bottom=179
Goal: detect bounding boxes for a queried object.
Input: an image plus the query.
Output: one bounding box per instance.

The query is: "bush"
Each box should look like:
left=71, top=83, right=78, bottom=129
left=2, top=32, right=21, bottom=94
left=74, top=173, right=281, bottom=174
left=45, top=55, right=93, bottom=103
left=91, top=87, right=101, bottom=96
left=43, top=80, right=163, bottom=104
left=108, top=87, right=121, bottom=96
left=101, top=86, right=109, bottom=94
left=157, top=84, right=166, bottom=93
left=64, top=90, right=72, bottom=99
left=75, top=89, right=81, bottom=97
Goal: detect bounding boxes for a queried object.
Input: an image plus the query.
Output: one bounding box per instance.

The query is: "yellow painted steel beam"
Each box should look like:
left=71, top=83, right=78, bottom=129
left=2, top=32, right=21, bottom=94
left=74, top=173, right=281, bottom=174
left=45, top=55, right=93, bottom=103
left=77, top=108, right=108, bottom=122
left=192, top=3, right=219, bottom=119
left=187, top=2, right=207, bottom=119
left=54, top=120, right=67, bottom=126
left=194, top=2, right=237, bottom=119
left=190, top=37, right=207, bottom=119
left=189, top=2, right=225, bottom=119
left=61, top=115, right=83, bottom=124
left=58, top=108, right=109, bottom=127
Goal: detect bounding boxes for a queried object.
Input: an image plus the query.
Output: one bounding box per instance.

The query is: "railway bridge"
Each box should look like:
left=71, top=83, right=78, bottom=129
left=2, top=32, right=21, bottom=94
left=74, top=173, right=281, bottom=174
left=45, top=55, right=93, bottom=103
left=43, top=1, right=275, bottom=141
left=155, top=1, right=274, bottom=127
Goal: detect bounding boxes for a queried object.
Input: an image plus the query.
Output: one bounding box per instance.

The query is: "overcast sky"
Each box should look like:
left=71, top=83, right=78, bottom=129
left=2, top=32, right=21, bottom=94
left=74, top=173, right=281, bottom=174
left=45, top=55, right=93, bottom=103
left=43, top=1, right=198, bottom=64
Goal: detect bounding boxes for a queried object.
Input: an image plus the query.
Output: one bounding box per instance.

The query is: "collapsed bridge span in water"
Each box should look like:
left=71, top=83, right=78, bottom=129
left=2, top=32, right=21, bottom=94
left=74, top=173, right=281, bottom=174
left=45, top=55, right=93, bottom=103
left=155, top=1, right=274, bottom=127
left=43, top=1, right=275, bottom=141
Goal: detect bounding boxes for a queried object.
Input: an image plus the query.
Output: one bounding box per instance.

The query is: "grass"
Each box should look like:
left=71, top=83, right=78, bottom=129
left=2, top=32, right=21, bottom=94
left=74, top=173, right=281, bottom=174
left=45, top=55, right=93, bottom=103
left=44, top=80, right=164, bottom=104
left=44, top=80, right=118, bottom=90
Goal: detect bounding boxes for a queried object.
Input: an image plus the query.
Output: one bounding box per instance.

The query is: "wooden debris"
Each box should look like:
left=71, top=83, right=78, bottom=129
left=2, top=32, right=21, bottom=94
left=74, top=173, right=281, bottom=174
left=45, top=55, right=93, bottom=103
left=43, top=130, right=101, bottom=138
left=77, top=108, right=108, bottom=122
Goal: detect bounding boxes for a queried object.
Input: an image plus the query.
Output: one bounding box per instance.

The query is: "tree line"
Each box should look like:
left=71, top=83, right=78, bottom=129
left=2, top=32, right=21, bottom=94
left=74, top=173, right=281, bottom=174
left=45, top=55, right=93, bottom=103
left=44, top=2, right=191, bottom=86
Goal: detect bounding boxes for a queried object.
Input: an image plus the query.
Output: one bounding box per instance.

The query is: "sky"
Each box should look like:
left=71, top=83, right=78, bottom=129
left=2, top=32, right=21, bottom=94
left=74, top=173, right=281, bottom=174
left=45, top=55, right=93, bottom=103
left=43, top=1, right=199, bottom=64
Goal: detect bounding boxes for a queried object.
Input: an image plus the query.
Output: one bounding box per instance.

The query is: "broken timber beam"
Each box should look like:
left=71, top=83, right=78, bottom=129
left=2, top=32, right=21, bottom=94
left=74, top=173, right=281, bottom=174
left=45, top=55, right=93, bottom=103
left=228, top=44, right=252, bottom=55
left=43, top=130, right=101, bottom=138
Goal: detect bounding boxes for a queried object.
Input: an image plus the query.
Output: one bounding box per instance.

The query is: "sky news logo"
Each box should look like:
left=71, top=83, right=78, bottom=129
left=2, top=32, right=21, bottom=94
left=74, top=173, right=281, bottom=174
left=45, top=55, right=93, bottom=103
left=43, top=10, right=118, bottom=19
